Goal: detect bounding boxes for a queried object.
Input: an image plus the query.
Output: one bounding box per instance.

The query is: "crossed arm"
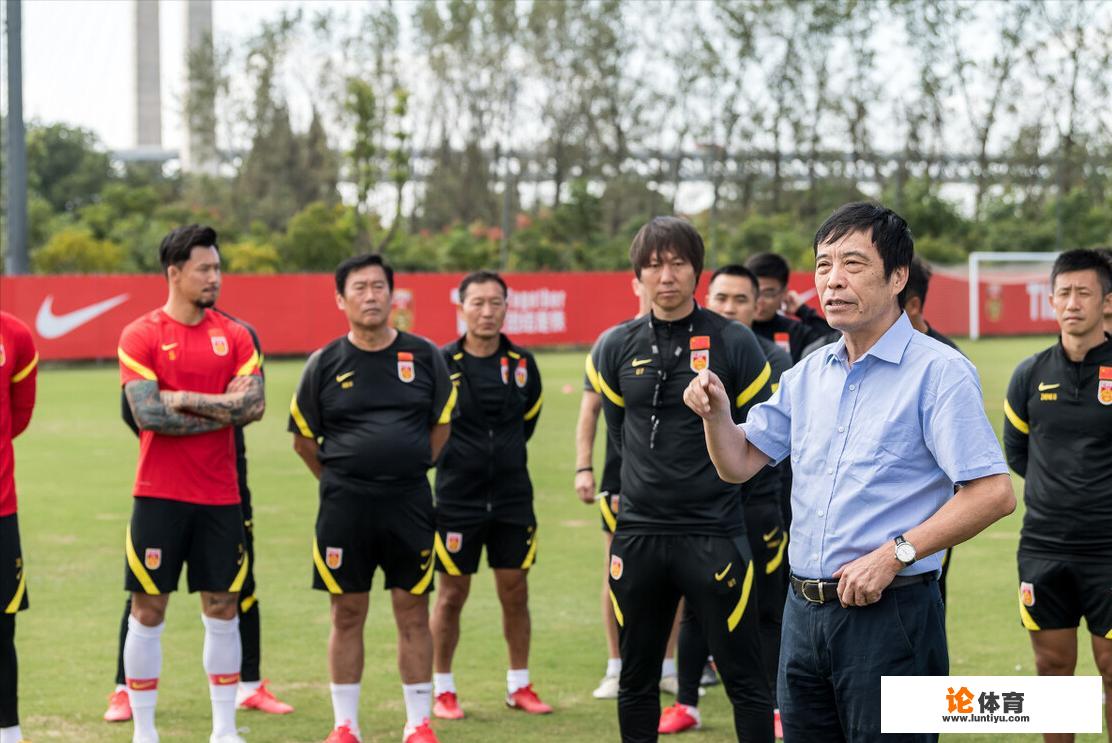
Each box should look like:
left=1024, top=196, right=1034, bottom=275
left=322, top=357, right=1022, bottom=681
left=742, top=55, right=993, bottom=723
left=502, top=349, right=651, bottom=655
left=125, top=375, right=265, bottom=436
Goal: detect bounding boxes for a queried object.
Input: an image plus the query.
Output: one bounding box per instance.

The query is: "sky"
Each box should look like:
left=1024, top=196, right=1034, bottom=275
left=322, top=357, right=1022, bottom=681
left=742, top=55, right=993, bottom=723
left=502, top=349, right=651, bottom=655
left=6, top=0, right=349, bottom=150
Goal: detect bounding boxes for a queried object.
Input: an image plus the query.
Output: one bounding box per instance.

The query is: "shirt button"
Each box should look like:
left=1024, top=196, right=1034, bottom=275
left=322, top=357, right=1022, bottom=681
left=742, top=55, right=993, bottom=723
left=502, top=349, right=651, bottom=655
left=837, top=426, right=845, bottom=433
left=827, top=468, right=833, bottom=475
left=811, top=553, right=819, bottom=560
left=818, top=510, right=825, bottom=517
left=849, top=384, right=857, bottom=391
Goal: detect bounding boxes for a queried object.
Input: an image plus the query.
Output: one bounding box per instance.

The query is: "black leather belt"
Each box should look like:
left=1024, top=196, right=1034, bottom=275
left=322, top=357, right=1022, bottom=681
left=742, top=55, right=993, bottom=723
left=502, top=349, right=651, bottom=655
left=789, top=572, right=936, bottom=605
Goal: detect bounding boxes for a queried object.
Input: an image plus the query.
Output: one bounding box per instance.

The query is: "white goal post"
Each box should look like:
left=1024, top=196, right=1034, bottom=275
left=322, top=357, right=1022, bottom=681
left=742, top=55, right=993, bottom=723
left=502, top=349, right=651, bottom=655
left=968, top=251, right=1060, bottom=340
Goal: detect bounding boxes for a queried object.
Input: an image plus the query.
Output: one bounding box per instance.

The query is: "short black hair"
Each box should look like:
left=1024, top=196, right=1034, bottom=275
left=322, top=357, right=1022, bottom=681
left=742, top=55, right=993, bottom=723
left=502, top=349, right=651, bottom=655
left=1050, top=248, right=1112, bottom=296
left=709, top=264, right=759, bottom=294
left=628, top=217, right=705, bottom=281
left=745, top=253, right=790, bottom=287
left=335, top=253, right=394, bottom=294
left=459, top=270, right=508, bottom=302
left=813, top=202, right=914, bottom=307
left=904, top=257, right=933, bottom=306
left=159, top=224, right=219, bottom=274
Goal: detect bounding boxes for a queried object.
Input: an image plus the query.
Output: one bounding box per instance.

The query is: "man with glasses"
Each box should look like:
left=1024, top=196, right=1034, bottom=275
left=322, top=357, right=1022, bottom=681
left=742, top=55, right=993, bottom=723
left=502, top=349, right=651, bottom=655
left=746, top=253, right=832, bottom=363
left=596, top=217, right=774, bottom=742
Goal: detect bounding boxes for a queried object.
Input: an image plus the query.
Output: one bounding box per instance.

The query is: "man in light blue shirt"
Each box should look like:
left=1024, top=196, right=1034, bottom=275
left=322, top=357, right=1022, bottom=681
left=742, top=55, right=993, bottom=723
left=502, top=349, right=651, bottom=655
left=684, top=202, right=1015, bottom=742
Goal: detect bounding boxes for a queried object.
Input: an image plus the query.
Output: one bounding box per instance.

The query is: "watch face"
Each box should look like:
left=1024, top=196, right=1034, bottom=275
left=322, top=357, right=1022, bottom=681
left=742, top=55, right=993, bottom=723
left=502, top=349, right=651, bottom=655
left=896, top=542, right=916, bottom=563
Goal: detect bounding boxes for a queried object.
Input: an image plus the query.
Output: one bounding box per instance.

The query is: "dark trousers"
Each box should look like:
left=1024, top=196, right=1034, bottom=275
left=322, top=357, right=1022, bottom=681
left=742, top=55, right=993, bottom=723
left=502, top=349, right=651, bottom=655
left=0, top=614, right=15, bottom=727
left=610, top=533, right=773, bottom=743
left=778, top=578, right=947, bottom=743
left=677, top=498, right=787, bottom=707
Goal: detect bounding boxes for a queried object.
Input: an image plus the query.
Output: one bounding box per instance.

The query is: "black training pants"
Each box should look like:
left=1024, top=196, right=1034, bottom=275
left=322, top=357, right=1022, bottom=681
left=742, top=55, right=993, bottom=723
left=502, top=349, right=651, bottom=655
left=609, top=533, right=773, bottom=742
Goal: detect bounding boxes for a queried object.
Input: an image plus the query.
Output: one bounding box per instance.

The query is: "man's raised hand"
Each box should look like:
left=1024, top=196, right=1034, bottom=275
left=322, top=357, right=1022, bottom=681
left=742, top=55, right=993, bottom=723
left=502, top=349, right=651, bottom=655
left=683, top=369, right=730, bottom=420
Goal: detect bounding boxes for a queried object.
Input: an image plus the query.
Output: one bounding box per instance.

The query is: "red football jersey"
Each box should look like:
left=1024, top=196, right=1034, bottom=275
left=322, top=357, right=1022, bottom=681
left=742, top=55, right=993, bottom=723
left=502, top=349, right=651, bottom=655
left=118, top=308, right=260, bottom=505
left=1, top=311, right=39, bottom=516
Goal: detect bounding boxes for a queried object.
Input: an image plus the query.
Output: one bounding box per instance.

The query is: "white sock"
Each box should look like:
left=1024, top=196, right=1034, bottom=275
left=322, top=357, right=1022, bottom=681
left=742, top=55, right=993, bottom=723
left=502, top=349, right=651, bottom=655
left=680, top=703, right=701, bottom=723
left=0, top=725, right=24, bottom=743
left=115, top=683, right=128, bottom=693
left=433, top=672, right=455, bottom=696
left=661, top=657, right=677, bottom=677
left=507, top=668, right=530, bottom=694
left=402, top=682, right=433, bottom=728
left=124, top=616, right=164, bottom=742
left=606, top=658, right=622, bottom=677
left=202, top=614, right=241, bottom=737
left=236, top=679, right=261, bottom=705
left=330, top=682, right=361, bottom=737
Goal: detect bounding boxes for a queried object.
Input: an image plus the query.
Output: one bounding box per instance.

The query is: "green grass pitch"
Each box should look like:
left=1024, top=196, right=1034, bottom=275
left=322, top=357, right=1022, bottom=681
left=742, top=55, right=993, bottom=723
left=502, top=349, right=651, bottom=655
left=10, top=337, right=1107, bottom=741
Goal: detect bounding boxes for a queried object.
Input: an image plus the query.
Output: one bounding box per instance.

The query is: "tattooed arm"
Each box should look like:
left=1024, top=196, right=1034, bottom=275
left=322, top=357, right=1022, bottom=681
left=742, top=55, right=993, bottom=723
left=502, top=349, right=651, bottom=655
left=125, top=380, right=227, bottom=436
left=163, top=375, right=266, bottom=427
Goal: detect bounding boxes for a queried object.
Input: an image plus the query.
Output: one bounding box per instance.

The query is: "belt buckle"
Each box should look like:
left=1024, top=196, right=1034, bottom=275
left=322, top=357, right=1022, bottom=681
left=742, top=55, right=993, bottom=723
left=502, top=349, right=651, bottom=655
left=800, top=579, right=825, bottom=604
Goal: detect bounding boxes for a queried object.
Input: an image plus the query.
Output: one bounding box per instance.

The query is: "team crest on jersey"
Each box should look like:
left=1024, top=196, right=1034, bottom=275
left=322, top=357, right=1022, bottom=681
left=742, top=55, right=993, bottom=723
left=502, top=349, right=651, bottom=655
left=144, top=548, right=162, bottom=570
left=690, top=349, right=709, bottom=373
left=774, top=332, right=791, bottom=354
left=610, top=494, right=620, bottom=514
left=500, top=356, right=510, bottom=385
left=445, top=532, right=463, bottom=553
left=514, top=358, right=528, bottom=388
left=610, top=555, right=623, bottom=581
left=209, top=331, right=229, bottom=356
left=397, top=351, right=415, bottom=383
left=326, top=547, right=343, bottom=570
left=1099, top=379, right=1112, bottom=406
left=1020, top=581, right=1035, bottom=607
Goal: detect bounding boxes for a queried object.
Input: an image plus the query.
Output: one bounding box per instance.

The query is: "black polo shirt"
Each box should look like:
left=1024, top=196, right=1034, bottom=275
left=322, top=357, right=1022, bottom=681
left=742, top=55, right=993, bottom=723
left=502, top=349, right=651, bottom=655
left=288, top=331, right=456, bottom=496
left=1004, top=334, right=1112, bottom=560
left=595, top=305, right=772, bottom=536
left=435, top=335, right=542, bottom=516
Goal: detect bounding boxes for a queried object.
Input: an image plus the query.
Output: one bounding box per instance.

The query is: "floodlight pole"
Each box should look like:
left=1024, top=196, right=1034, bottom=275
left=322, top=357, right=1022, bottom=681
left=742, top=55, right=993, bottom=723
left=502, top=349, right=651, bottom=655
left=5, top=0, right=29, bottom=275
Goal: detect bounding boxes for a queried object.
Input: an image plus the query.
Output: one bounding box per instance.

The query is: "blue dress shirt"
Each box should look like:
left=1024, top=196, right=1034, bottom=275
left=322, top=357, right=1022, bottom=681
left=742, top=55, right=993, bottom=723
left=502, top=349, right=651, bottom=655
left=742, top=312, right=1008, bottom=579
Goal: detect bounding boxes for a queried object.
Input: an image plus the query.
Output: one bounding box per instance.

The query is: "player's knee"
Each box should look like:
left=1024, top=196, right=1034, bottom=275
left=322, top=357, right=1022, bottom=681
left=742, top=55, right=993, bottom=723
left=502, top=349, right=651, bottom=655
left=331, top=601, right=367, bottom=632
left=1033, top=649, right=1075, bottom=676
left=498, top=580, right=529, bottom=613
left=131, top=595, right=167, bottom=626
left=202, top=592, right=238, bottom=620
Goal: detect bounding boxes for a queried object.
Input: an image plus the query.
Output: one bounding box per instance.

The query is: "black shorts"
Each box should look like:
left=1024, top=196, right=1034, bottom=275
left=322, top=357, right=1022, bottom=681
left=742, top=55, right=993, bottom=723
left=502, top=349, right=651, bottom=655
left=434, top=510, right=538, bottom=575
left=599, top=492, right=621, bottom=534
left=1017, top=553, right=1112, bottom=636
left=1, top=514, right=28, bottom=614
left=313, top=488, right=435, bottom=595
left=124, top=497, right=247, bottom=595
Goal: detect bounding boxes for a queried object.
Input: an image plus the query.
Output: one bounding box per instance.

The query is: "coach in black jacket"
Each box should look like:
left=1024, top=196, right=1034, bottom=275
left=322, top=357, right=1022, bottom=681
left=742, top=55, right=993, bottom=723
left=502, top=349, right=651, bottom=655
left=429, top=270, right=553, bottom=719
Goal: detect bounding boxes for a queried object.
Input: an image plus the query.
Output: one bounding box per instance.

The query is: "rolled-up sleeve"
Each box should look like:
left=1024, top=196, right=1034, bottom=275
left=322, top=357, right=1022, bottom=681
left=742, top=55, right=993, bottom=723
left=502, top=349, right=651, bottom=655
left=923, top=357, right=1009, bottom=484
left=741, top=367, right=794, bottom=466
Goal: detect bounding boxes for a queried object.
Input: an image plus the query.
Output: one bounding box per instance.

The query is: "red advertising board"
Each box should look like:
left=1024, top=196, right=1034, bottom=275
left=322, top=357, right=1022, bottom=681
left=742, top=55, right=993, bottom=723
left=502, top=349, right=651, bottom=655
left=0, top=270, right=1057, bottom=361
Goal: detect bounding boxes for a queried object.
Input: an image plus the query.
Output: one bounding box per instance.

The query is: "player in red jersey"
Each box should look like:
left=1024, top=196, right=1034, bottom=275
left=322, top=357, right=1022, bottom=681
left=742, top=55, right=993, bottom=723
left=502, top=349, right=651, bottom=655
left=117, top=225, right=265, bottom=743
left=1, top=311, right=38, bottom=743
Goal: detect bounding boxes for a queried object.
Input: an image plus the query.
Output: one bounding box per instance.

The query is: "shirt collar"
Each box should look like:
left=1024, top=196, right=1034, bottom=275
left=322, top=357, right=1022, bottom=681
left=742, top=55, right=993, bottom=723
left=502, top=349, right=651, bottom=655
left=825, top=311, right=915, bottom=367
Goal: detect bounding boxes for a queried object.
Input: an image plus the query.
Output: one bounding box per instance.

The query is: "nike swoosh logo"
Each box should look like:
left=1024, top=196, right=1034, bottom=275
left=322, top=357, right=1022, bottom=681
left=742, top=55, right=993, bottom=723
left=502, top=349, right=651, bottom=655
left=631, top=358, right=653, bottom=367
left=1037, top=382, right=1059, bottom=392
left=420, top=555, right=433, bottom=571
left=35, top=293, right=130, bottom=339
left=130, top=680, right=157, bottom=690
left=762, top=527, right=780, bottom=541
left=215, top=675, right=239, bottom=685
left=336, top=371, right=355, bottom=383
left=714, top=563, right=732, bottom=581
left=161, top=343, right=178, bottom=351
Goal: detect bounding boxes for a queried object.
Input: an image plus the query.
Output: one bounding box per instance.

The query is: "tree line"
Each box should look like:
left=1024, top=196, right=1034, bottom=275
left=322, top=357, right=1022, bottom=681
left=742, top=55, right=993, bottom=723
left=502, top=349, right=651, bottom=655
left=1, top=0, right=1110, bottom=275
